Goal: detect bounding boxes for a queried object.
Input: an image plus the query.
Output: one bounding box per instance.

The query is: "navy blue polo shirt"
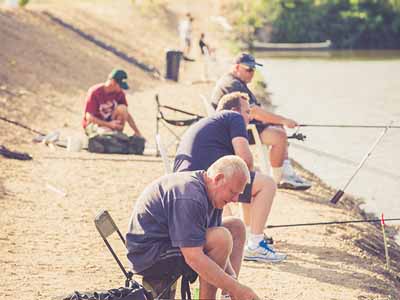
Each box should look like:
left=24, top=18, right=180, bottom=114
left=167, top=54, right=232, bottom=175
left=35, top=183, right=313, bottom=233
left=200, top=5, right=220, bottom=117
left=173, top=110, right=248, bottom=172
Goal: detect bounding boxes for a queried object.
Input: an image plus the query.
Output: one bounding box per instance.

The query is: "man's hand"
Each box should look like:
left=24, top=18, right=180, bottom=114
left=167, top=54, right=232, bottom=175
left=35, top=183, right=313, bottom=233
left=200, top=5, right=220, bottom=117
left=109, top=120, right=123, bottom=130
left=231, top=282, right=260, bottom=300
left=133, top=132, right=146, bottom=141
left=282, top=118, right=298, bottom=129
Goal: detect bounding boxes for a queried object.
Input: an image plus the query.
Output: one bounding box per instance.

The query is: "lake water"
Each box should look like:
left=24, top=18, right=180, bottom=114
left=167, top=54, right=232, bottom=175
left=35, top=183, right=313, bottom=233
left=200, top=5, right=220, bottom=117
left=258, top=50, right=400, bottom=234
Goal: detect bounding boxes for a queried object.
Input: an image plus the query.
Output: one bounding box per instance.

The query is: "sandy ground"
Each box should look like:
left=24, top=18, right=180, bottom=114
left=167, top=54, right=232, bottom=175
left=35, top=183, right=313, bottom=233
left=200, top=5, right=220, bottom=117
left=0, top=1, right=399, bottom=299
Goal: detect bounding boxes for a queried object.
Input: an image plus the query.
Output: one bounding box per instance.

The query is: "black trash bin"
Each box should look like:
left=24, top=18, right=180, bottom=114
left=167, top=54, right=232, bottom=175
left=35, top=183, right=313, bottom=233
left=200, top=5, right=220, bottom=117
left=165, top=50, right=182, bottom=81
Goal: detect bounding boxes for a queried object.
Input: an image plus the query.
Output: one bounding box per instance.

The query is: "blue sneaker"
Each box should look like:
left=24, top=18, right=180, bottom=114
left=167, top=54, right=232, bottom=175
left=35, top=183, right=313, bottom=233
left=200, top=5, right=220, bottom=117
left=244, top=239, right=287, bottom=263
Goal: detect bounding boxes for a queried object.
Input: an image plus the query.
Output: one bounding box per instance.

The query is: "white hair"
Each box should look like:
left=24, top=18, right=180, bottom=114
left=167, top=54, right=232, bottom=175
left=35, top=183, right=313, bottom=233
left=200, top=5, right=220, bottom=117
left=207, top=155, right=250, bottom=183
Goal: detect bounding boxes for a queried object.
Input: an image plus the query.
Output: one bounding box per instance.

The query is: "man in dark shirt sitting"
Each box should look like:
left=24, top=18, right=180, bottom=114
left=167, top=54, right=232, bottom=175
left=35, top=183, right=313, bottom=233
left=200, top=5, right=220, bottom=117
left=173, top=92, right=286, bottom=263
left=126, top=156, right=260, bottom=300
left=211, top=53, right=310, bottom=190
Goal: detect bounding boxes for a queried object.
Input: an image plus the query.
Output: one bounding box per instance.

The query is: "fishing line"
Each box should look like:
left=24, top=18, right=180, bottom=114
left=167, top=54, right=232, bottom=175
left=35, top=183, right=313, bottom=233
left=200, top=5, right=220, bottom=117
left=299, top=123, right=400, bottom=129
left=266, top=218, right=400, bottom=229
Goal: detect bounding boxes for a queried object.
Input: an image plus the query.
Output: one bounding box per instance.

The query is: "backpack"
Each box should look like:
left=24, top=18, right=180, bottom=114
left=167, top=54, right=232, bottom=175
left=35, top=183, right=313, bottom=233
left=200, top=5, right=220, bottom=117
left=63, top=284, right=152, bottom=300
left=88, top=133, right=145, bottom=155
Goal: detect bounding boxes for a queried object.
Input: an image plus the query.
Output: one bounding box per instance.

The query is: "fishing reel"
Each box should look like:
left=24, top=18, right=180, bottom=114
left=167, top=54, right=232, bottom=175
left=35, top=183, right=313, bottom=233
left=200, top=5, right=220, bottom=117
left=288, top=131, right=307, bottom=141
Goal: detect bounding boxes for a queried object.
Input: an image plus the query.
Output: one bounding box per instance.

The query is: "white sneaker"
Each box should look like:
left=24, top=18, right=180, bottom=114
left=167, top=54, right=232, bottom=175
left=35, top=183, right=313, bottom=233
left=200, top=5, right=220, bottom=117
left=220, top=293, right=231, bottom=300
left=278, top=173, right=311, bottom=190
left=244, top=240, right=287, bottom=263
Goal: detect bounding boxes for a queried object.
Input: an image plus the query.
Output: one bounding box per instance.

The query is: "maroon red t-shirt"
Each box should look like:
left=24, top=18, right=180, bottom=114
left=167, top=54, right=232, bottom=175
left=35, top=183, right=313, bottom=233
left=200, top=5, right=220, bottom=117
left=82, top=83, right=128, bottom=128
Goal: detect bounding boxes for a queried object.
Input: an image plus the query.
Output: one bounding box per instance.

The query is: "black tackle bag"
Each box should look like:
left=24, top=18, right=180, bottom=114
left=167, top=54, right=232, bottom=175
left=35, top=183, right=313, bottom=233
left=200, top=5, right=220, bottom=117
left=63, top=283, right=152, bottom=300
left=88, top=133, right=145, bottom=155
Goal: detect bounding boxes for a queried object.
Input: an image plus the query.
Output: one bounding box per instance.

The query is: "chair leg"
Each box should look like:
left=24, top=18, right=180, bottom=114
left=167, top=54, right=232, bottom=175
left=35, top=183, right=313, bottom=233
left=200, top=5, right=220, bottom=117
left=142, top=277, right=177, bottom=300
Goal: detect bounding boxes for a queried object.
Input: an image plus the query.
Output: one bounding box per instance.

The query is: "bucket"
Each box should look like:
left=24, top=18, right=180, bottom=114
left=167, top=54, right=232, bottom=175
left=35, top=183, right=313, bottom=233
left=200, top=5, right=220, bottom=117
left=67, top=136, right=82, bottom=152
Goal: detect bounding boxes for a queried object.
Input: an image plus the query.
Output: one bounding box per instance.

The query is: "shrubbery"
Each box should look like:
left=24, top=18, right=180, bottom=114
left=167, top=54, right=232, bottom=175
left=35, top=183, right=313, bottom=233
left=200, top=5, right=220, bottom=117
left=231, top=0, right=400, bottom=49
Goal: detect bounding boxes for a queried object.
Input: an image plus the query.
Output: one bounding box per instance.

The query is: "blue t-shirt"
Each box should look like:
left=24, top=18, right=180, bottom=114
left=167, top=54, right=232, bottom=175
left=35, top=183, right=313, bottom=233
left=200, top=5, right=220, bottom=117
left=126, top=171, right=222, bottom=273
left=173, top=111, right=248, bottom=172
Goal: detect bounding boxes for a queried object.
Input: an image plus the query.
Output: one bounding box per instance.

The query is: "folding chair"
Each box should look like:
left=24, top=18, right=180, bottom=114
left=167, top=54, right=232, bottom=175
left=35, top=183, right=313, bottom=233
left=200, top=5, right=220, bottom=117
left=247, top=124, right=270, bottom=174
left=155, top=94, right=203, bottom=156
left=94, top=210, right=181, bottom=300
left=155, top=134, right=172, bottom=174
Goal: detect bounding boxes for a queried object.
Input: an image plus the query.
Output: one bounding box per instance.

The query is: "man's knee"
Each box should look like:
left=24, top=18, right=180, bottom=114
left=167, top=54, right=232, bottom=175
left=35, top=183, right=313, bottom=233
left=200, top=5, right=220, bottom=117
left=260, top=128, right=287, bottom=146
left=113, top=104, right=128, bottom=118
left=222, top=217, right=246, bottom=243
left=205, top=226, right=233, bottom=254
left=252, top=172, right=277, bottom=196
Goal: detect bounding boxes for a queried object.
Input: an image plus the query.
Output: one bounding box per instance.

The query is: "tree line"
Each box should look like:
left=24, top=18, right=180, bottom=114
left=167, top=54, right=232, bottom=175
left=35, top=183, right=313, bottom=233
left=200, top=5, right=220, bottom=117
left=231, top=0, right=400, bottom=49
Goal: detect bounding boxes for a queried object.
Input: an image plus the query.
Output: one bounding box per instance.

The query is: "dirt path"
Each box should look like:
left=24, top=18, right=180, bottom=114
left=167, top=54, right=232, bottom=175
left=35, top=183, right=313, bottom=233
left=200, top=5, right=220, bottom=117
left=0, top=1, right=399, bottom=299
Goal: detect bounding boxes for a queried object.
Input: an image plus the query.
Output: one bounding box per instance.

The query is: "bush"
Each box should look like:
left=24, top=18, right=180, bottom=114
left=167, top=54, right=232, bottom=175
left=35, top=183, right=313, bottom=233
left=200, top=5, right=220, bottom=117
left=230, top=0, right=400, bottom=49
left=18, top=0, right=29, bottom=7
left=271, top=0, right=400, bottom=49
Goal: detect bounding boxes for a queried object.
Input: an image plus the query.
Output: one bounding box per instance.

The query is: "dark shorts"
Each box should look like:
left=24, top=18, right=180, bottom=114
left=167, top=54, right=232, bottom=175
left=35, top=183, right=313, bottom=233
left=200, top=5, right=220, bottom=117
left=247, top=123, right=271, bottom=145
left=138, top=248, right=195, bottom=281
left=239, top=171, right=255, bottom=203
left=138, top=248, right=197, bottom=299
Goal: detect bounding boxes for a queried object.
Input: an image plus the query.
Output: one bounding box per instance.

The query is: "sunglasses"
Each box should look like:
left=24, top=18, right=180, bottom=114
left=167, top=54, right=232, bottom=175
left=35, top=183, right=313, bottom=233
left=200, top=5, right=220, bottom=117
left=241, top=65, right=255, bottom=73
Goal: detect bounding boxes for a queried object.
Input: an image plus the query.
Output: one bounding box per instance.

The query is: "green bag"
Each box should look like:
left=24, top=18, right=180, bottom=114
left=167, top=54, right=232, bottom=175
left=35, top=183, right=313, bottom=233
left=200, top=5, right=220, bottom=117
left=88, top=132, right=145, bottom=155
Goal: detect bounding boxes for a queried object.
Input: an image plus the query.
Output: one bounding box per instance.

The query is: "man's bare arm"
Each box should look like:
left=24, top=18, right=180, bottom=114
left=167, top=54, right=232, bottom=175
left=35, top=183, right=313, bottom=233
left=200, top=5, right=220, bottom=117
left=250, top=106, right=298, bottom=128
left=181, top=247, right=258, bottom=300
left=127, top=113, right=144, bottom=137
left=232, top=136, right=254, bottom=171
left=85, top=112, right=122, bottom=130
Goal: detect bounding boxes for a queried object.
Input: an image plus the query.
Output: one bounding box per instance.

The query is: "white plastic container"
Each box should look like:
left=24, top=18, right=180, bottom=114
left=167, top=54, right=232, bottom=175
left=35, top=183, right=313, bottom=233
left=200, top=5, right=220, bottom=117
left=67, top=136, right=82, bottom=152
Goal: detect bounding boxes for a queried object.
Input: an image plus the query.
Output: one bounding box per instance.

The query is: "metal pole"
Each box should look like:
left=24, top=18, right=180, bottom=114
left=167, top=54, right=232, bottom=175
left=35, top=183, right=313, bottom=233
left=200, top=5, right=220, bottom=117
left=381, top=213, right=391, bottom=270
left=299, top=123, right=400, bottom=129
left=265, top=217, right=400, bottom=229
left=330, top=122, right=393, bottom=204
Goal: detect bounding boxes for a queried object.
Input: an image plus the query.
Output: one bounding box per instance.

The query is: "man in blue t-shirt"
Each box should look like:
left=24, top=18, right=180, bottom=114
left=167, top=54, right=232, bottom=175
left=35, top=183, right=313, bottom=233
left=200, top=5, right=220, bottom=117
left=174, top=92, right=286, bottom=263
left=211, top=53, right=311, bottom=191
left=127, top=156, right=260, bottom=300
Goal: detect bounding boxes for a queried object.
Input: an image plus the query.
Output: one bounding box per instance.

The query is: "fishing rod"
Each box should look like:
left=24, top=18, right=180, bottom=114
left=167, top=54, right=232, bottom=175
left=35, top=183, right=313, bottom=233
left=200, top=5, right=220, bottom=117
left=299, top=123, right=400, bottom=129
left=266, top=217, right=400, bottom=229
left=330, top=122, right=392, bottom=204
left=0, top=116, right=45, bottom=135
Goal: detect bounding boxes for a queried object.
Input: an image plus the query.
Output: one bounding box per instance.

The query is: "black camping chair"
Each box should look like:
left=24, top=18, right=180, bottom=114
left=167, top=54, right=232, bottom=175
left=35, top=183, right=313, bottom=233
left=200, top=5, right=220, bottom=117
left=94, top=210, right=184, bottom=300
left=155, top=94, right=203, bottom=156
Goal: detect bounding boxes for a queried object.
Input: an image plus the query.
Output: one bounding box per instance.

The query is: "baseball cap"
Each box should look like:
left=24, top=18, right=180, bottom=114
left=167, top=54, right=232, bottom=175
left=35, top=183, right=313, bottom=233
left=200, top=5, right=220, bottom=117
left=235, top=53, right=263, bottom=69
left=108, top=69, right=129, bottom=90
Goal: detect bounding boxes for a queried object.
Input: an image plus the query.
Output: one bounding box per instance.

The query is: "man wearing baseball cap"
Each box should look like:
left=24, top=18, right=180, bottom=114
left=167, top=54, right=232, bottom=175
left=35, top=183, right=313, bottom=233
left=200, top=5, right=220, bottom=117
left=82, top=69, right=144, bottom=138
left=211, top=53, right=310, bottom=191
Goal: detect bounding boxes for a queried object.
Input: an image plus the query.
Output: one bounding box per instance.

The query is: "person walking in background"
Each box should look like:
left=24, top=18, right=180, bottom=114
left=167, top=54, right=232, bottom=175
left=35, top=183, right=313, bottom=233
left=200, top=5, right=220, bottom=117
left=199, top=32, right=215, bottom=80
left=199, top=32, right=211, bottom=55
left=211, top=53, right=311, bottom=190
left=174, top=92, right=287, bottom=263
left=82, top=69, right=144, bottom=138
left=179, top=12, right=195, bottom=61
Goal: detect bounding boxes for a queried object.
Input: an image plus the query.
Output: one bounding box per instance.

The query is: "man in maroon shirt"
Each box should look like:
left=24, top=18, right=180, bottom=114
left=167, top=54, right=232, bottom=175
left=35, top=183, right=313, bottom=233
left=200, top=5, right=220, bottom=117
left=82, top=69, right=144, bottom=138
